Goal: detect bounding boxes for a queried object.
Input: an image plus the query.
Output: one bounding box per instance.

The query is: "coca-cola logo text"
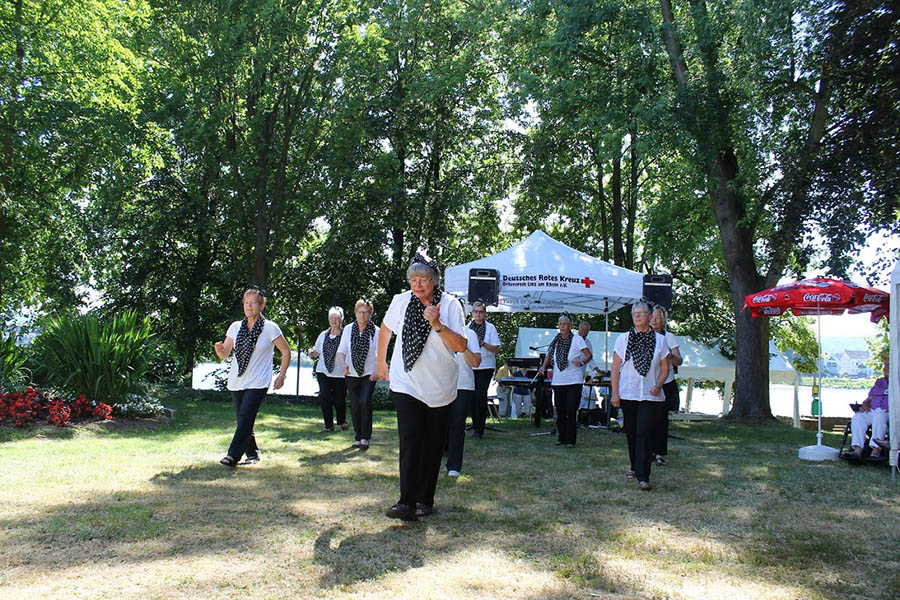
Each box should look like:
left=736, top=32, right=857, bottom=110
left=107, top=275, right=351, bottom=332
left=802, top=292, right=840, bottom=303
left=863, top=294, right=885, bottom=303
left=752, top=293, right=777, bottom=303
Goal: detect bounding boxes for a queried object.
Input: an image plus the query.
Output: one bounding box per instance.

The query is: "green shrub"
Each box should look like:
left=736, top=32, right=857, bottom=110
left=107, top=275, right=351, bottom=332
left=372, top=383, right=394, bottom=410
left=31, top=311, right=157, bottom=407
left=0, top=332, right=31, bottom=389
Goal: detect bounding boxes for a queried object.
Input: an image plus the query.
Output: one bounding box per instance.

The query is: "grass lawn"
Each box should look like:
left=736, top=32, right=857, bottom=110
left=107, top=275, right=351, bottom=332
left=2, top=391, right=898, bottom=599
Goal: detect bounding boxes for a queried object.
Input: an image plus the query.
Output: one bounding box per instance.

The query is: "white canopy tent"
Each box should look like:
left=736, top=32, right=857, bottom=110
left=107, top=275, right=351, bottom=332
left=444, top=230, right=645, bottom=314
left=890, top=261, right=899, bottom=478
left=514, top=327, right=800, bottom=425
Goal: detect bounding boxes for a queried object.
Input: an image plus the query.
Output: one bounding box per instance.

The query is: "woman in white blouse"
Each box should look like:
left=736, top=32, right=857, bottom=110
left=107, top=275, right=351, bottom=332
left=469, top=301, right=501, bottom=438
left=375, top=254, right=467, bottom=521
left=337, top=299, right=379, bottom=450
left=309, top=307, right=347, bottom=433
left=650, top=306, right=682, bottom=466
left=214, top=286, right=291, bottom=467
left=610, top=301, right=670, bottom=491
left=538, top=314, right=591, bottom=448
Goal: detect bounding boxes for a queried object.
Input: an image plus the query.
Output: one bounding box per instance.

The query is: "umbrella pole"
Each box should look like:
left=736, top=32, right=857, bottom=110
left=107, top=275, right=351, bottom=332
left=816, top=305, right=823, bottom=447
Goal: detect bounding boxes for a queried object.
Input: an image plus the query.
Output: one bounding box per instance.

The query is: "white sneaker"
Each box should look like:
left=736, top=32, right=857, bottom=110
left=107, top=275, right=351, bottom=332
left=447, top=470, right=460, bottom=477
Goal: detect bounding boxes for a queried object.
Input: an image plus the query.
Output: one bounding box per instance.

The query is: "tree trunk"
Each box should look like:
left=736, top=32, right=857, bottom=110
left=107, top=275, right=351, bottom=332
left=626, top=133, right=638, bottom=270
left=611, top=141, right=624, bottom=266
left=660, top=0, right=772, bottom=417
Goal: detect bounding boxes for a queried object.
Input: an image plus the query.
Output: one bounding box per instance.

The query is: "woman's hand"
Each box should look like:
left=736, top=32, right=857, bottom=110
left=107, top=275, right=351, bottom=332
left=375, top=361, right=389, bottom=382
left=573, top=359, right=582, bottom=367
left=273, top=372, right=286, bottom=390
left=538, top=367, right=545, bottom=377
left=650, top=384, right=662, bottom=397
left=369, top=373, right=378, bottom=382
left=611, top=393, right=620, bottom=408
left=308, top=348, right=319, bottom=359
left=214, top=341, right=225, bottom=360
left=424, top=303, right=441, bottom=328
left=342, top=365, right=351, bottom=376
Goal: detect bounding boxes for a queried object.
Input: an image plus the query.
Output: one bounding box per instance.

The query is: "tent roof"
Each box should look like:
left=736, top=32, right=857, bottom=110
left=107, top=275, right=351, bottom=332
left=444, top=230, right=644, bottom=314
left=513, top=328, right=798, bottom=386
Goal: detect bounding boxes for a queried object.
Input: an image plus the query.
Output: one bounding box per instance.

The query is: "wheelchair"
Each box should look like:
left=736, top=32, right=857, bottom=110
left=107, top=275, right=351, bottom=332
left=839, top=403, right=890, bottom=465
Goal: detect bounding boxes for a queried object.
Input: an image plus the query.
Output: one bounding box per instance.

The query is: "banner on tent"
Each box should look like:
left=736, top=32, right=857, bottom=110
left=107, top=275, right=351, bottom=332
left=501, top=273, right=597, bottom=289
left=498, top=296, right=566, bottom=310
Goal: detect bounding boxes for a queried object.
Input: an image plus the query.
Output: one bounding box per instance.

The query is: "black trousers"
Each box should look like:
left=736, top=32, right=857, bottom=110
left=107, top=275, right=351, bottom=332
left=447, top=389, right=473, bottom=473
left=227, top=388, right=267, bottom=460
left=621, top=399, right=666, bottom=483
left=652, top=380, right=680, bottom=456
left=470, top=369, right=492, bottom=435
left=393, top=391, right=451, bottom=508
left=346, top=375, right=375, bottom=441
left=317, top=373, right=347, bottom=429
left=553, top=384, right=582, bottom=446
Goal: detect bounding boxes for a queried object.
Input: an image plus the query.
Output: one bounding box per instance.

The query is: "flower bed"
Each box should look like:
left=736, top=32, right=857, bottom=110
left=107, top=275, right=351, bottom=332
left=0, top=388, right=113, bottom=428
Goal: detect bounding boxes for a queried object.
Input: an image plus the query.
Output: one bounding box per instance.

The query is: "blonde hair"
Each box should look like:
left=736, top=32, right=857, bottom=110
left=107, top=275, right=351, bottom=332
left=354, top=298, right=374, bottom=314
left=243, top=288, right=265, bottom=304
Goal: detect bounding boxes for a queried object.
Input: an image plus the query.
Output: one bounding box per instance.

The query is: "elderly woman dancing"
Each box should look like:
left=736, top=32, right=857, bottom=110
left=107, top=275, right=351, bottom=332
left=376, top=254, right=467, bottom=521
left=309, top=307, right=348, bottom=433
left=538, top=313, right=591, bottom=448
left=610, top=301, right=670, bottom=490
left=337, top=299, right=380, bottom=450
left=214, top=286, right=291, bottom=467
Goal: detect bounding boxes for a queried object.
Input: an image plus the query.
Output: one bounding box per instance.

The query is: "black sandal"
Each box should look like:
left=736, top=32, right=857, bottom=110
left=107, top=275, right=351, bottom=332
left=219, top=455, right=237, bottom=467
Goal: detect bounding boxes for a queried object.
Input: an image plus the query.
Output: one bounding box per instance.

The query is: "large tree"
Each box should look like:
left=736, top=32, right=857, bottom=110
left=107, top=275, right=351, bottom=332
left=657, top=0, right=899, bottom=416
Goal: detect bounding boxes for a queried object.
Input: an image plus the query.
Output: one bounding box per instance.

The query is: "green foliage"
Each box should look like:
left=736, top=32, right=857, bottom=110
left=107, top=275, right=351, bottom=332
left=30, top=311, right=157, bottom=406
left=771, top=317, right=819, bottom=374
left=0, top=331, right=31, bottom=388
left=865, top=319, right=889, bottom=371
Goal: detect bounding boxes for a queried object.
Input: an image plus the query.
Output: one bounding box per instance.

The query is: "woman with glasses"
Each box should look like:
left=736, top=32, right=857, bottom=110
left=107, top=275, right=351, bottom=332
left=309, top=307, right=348, bottom=433
left=214, top=286, right=291, bottom=467
left=337, top=298, right=379, bottom=450
left=375, top=254, right=467, bottom=521
left=610, top=301, right=670, bottom=490
left=538, top=314, right=591, bottom=448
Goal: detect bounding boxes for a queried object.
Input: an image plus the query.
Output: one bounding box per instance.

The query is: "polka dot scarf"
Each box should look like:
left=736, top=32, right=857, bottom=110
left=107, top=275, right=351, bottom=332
left=234, top=316, right=265, bottom=377
left=401, top=253, right=442, bottom=372
left=350, top=321, right=375, bottom=375
left=469, top=321, right=486, bottom=345
left=624, top=327, right=656, bottom=377
left=322, top=331, right=341, bottom=373
left=547, top=333, right=573, bottom=371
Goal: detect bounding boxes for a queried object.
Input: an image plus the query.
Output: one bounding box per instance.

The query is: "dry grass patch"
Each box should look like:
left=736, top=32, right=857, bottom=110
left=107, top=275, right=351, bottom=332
left=2, top=392, right=899, bottom=599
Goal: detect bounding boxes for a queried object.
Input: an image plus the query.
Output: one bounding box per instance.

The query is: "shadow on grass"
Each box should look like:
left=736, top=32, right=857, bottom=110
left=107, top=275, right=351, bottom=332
left=2, top=405, right=896, bottom=599
left=313, top=524, right=427, bottom=588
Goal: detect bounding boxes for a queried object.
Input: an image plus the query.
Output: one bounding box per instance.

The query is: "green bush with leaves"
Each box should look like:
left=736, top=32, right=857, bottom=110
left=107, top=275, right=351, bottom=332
left=0, top=332, right=31, bottom=389
left=31, top=311, right=157, bottom=407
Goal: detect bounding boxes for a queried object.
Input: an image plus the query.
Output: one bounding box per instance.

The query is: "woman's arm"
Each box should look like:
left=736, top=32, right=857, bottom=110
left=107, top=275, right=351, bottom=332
left=273, top=335, right=291, bottom=389
left=610, top=352, right=622, bottom=407
left=424, top=303, right=466, bottom=352
left=538, top=351, right=551, bottom=376
left=465, top=350, right=482, bottom=368
left=375, top=323, right=393, bottom=381
left=651, top=355, right=669, bottom=397
left=214, top=336, right=234, bottom=361
left=670, top=346, right=683, bottom=367
left=573, top=347, right=591, bottom=368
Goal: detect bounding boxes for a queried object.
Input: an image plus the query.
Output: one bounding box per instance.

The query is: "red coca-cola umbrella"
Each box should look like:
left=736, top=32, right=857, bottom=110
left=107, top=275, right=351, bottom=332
left=743, top=277, right=890, bottom=461
left=743, top=277, right=889, bottom=322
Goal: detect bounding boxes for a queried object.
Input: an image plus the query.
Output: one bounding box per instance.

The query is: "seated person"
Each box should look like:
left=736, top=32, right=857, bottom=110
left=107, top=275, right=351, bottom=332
left=510, top=367, right=533, bottom=418
left=848, top=356, right=890, bottom=461
left=495, top=364, right=513, bottom=416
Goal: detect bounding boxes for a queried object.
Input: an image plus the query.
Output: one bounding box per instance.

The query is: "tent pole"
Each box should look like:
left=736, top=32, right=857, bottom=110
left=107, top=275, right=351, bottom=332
left=604, top=307, right=609, bottom=370
left=816, top=305, right=823, bottom=447
left=793, top=380, right=800, bottom=429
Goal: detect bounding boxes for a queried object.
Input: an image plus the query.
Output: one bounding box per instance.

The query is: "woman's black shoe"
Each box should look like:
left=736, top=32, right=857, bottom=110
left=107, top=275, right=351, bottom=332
left=385, top=504, right=418, bottom=521
left=415, top=503, right=433, bottom=517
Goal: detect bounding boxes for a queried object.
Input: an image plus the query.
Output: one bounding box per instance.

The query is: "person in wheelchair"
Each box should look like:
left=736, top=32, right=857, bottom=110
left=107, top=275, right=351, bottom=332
left=847, top=356, right=890, bottom=462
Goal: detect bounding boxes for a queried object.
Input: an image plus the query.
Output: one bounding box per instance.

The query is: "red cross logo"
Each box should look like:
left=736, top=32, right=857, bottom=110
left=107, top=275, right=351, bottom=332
left=581, top=277, right=595, bottom=288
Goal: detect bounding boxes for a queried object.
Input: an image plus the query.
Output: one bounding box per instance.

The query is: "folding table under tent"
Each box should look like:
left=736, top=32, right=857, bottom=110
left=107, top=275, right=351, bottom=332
left=444, top=230, right=645, bottom=315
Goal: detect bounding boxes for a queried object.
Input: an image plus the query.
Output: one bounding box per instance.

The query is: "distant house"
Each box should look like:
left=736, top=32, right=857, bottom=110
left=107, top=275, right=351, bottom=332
left=821, top=353, right=840, bottom=377
left=839, top=350, right=871, bottom=377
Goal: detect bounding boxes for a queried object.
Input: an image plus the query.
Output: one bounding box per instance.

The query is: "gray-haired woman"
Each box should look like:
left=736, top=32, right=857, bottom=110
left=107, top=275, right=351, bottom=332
left=214, top=287, right=291, bottom=467
left=650, top=306, right=682, bottom=466
left=538, top=313, right=591, bottom=448
left=375, top=254, right=467, bottom=521
left=309, top=306, right=347, bottom=432
left=610, top=301, right=670, bottom=490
